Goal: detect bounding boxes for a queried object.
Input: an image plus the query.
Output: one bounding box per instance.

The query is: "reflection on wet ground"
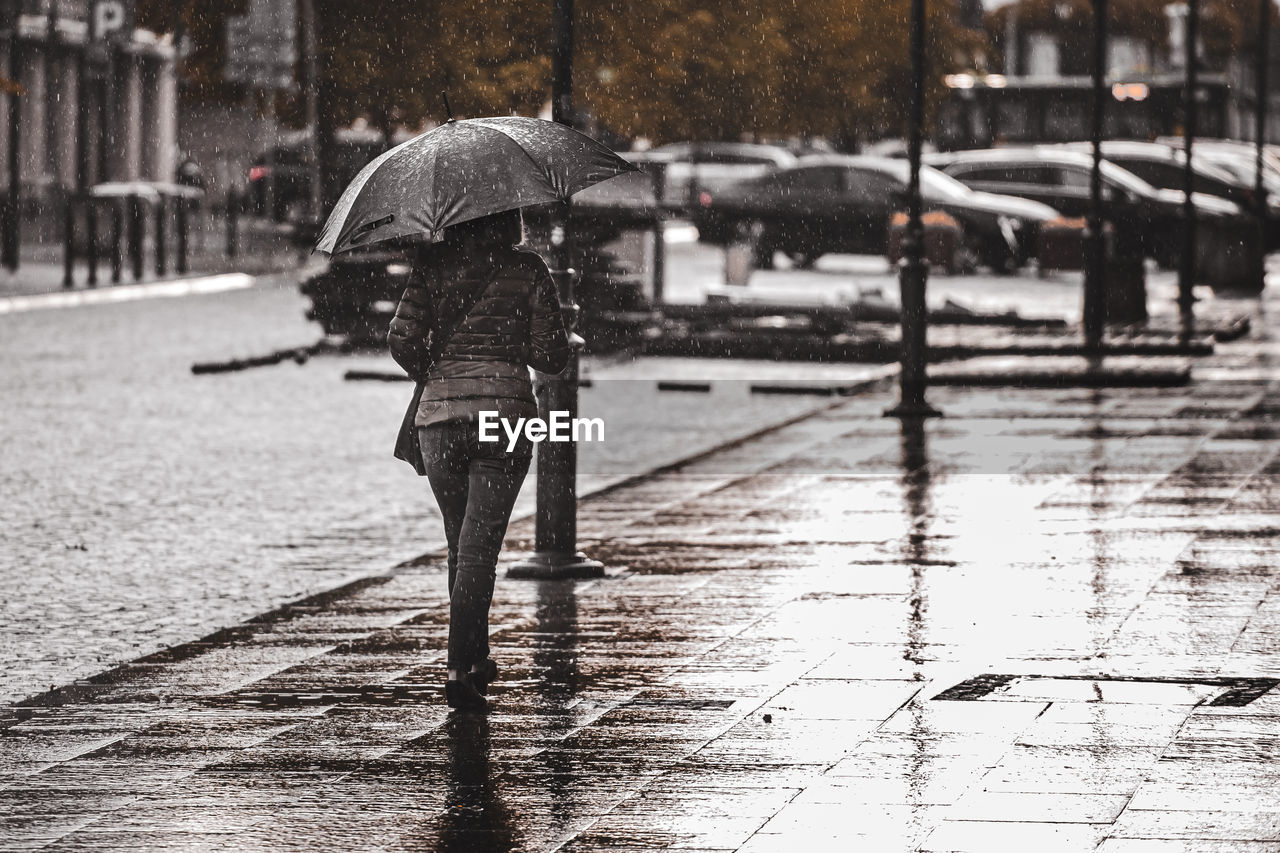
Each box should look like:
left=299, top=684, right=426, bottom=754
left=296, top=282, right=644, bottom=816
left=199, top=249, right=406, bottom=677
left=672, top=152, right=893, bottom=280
left=4, top=317, right=1280, bottom=850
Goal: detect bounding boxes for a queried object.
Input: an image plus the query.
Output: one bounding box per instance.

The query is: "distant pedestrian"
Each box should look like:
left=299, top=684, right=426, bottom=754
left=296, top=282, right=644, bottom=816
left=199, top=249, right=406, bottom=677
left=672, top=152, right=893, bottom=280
left=175, top=157, right=205, bottom=191
left=387, top=209, right=569, bottom=712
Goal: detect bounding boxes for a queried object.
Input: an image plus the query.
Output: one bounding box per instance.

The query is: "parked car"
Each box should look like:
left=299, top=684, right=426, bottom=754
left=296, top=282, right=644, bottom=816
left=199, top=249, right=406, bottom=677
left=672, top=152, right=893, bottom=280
left=1155, top=137, right=1280, bottom=191
left=248, top=144, right=310, bottom=221
left=1051, top=141, right=1280, bottom=250
left=1051, top=142, right=1248, bottom=203
left=633, top=142, right=797, bottom=210
left=249, top=130, right=389, bottom=222
left=860, top=138, right=939, bottom=160
left=691, top=155, right=1059, bottom=272
left=926, top=147, right=1246, bottom=269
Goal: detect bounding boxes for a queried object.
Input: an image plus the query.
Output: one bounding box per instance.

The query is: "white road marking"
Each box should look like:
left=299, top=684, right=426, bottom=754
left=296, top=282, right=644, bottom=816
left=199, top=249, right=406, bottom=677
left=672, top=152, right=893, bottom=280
left=0, top=273, right=256, bottom=315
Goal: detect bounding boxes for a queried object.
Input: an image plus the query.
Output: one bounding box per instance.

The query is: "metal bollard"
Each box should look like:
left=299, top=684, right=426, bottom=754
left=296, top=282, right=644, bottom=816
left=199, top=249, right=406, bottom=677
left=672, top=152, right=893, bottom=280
left=650, top=161, right=666, bottom=306
left=176, top=198, right=189, bottom=274
left=86, top=199, right=99, bottom=288
left=128, top=195, right=145, bottom=281
left=226, top=189, right=239, bottom=259
left=155, top=196, right=167, bottom=277
left=507, top=262, right=605, bottom=580
left=724, top=225, right=756, bottom=287
left=110, top=201, right=123, bottom=285
left=62, top=196, right=75, bottom=289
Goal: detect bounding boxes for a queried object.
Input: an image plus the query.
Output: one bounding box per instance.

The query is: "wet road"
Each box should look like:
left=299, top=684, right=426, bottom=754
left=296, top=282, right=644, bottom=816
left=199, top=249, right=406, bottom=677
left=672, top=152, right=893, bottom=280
left=658, top=229, right=1201, bottom=323
left=1, top=259, right=883, bottom=705
left=2, top=295, right=1278, bottom=850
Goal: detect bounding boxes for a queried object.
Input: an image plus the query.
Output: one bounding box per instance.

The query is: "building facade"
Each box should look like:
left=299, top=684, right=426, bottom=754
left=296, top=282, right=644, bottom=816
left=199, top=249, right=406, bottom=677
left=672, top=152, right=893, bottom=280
left=1, top=0, right=178, bottom=210
left=939, top=2, right=1280, bottom=150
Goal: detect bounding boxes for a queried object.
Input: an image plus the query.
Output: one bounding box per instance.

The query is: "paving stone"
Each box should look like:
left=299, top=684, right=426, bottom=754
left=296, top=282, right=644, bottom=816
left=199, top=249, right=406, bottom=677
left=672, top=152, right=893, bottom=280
left=918, top=819, right=1111, bottom=851
left=4, top=289, right=1280, bottom=850
left=1096, top=841, right=1280, bottom=852
left=1110, top=810, right=1280, bottom=841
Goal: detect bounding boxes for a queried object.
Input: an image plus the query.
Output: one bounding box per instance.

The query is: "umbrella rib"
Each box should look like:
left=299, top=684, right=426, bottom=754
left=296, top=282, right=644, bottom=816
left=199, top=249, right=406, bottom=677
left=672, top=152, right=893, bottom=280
left=498, top=128, right=567, bottom=199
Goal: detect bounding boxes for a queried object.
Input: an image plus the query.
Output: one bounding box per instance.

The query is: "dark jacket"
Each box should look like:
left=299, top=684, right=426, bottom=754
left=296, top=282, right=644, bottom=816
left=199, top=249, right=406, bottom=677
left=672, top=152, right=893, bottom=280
left=388, top=245, right=571, bottom=474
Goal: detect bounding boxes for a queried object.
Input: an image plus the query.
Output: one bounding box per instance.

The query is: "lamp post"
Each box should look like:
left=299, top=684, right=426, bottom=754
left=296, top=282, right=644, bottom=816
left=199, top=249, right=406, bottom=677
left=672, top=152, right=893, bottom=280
left=1256, top=0, right=1271, bottom=289
left=1179, top=0, right=1199, bottom=331
left=885, top=0, right=940, bottom=419
left=3, top=0, right=21, bottom=273
left=508, top=0, right=603, bottom=580
left=1084, top=0, right=1107, bottom=353
left=299, top=0, right=321, bottom=224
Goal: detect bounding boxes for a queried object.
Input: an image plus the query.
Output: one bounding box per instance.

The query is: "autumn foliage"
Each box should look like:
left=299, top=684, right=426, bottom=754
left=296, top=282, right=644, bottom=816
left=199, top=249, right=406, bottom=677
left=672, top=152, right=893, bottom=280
left=144, top=0, right=991, bottom=146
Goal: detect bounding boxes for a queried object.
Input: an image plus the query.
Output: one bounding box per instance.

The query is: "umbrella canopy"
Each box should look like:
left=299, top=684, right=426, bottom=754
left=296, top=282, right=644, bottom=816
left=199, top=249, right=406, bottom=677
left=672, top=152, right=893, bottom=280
left=315, top=116, right=640, bottom=255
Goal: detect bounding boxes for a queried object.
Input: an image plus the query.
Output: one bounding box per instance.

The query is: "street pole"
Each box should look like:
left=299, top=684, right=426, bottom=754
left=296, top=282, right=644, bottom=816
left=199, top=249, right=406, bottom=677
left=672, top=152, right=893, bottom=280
left=96, top=31, right=110, bottom=190
left=43, top=1, right=55, bottom=185
left=1256, top=0, right=1271, bottom=290
left=77, top=0, right=97, bottom=286
left=262, top=86, right=277, bottom=220
left=3, top=0, right=22, bottom=273
left=1084, top=0, right=1107, bottom=352
left=508, top=0, right=604, bottom=580
left=885, top=0, right=940, bottom=419
left=57, top=1, right=76, bottom=288
left=299, top=0, right=321, bottom=224
left=650, top=160, right=666, bottom=306
left=1179, top=0, right=1199, bottom=331
left=86, top=0, right=112, bottom=287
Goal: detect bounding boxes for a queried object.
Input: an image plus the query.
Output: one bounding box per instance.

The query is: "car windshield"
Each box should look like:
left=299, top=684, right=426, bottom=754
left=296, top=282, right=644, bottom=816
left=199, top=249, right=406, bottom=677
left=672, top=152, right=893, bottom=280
left=1096, top=162, right=1158, bottom=196
left=1201, top=153, right=1280, bottom=191
left=920, top=166, right=976, bottom=200
left=875, top=160, right=972, bottom=200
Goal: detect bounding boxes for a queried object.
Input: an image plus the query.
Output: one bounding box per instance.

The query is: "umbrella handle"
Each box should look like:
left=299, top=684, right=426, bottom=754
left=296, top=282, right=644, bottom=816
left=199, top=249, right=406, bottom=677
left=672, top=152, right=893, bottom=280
left=442, top=91, right=454, bottom=122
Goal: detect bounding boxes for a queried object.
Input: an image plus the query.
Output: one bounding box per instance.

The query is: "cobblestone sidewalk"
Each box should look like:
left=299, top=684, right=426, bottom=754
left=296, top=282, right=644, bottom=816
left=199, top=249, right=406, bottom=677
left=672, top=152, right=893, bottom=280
left=3, top=298, right=1280, bottom=851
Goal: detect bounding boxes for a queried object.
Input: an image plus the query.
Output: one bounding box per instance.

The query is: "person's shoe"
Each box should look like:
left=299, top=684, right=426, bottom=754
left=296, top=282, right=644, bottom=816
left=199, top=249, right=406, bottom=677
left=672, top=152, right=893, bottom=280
left=445, top=673, right=488, bottom=712
left=470, top=658, right=499, bottom=696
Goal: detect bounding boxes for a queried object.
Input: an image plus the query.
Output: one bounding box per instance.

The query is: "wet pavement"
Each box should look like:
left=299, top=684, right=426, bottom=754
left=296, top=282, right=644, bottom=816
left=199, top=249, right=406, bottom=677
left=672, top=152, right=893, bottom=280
left=0, top=266, right=863, bottom=705
left=3, top=284, right=1279, bottom=850
left=6, top=235, right=1131, bottom=706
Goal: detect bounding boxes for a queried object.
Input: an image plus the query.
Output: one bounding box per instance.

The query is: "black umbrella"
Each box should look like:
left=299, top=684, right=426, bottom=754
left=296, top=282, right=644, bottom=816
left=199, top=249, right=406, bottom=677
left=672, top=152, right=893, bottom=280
left=314, top=115, right=639, bottom=255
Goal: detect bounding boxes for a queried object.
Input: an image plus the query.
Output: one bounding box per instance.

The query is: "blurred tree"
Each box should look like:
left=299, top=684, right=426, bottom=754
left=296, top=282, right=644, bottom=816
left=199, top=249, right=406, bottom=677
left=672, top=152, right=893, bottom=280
left=578, top=0, right=978, bottom=145
left=140, top=0, right=981, bottom=146
left=314, top=0, right=551, bottom=131
left=136, top=0, right=248, bottom=105
left=576, top=2, right=793, bottom=142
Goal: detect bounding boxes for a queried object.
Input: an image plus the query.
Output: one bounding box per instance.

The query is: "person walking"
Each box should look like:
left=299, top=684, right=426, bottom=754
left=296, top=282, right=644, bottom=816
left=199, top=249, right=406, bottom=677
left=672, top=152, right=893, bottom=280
left=387, top=208, right=570, bottom=712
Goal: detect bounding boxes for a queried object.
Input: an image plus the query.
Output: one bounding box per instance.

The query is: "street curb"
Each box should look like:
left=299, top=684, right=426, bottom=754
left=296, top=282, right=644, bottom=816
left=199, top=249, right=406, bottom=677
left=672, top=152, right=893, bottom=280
left=931, top=362, right=1192, bottom=388
left=0, top=273, right=255, bottom=315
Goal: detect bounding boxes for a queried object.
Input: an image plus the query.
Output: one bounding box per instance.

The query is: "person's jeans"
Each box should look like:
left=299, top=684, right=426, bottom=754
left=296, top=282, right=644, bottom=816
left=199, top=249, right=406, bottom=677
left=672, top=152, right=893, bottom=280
left=419, top=420, right=532, bottom=671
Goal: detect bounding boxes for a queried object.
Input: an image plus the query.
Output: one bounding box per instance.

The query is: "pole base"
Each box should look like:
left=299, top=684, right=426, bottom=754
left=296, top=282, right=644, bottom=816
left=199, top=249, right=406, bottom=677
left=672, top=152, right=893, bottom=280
left=506, top=551, right=605, bottom=580
left=883, top=401, right=943, bottom=419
